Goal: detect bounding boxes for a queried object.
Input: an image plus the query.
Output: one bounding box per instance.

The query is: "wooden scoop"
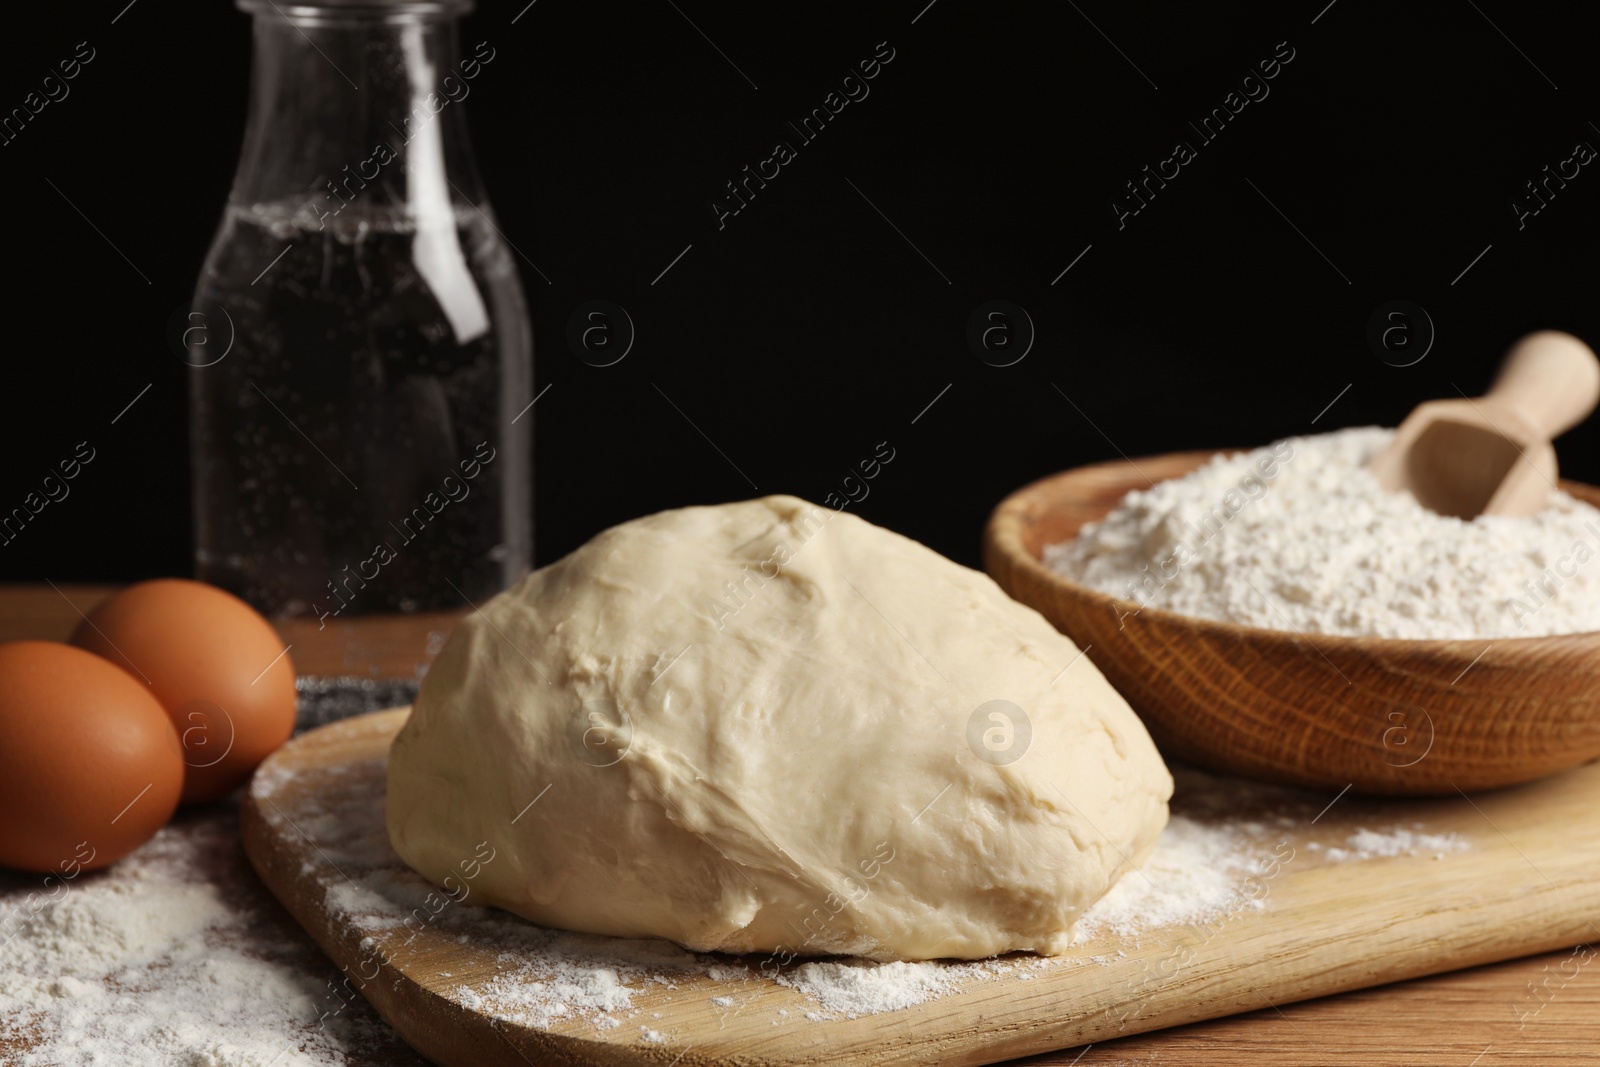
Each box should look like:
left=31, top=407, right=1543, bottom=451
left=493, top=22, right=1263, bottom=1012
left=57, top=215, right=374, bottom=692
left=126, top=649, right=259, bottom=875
left=1368, top=330, right=1600, bottom=518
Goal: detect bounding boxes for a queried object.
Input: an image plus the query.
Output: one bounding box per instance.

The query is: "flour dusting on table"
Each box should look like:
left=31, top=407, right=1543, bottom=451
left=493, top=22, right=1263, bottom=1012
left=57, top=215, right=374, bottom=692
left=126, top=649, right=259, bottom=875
left=0, top=808, right=424, bottom=1066
left=1312, top=826, right=1467, bottom=862
left=248, top=758, right=1471, bottom=1026
left=2, top=754, right=1479, bottom=1060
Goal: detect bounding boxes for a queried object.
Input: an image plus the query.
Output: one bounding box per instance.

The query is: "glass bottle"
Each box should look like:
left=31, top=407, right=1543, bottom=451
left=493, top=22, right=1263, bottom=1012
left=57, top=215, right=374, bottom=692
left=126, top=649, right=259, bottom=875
left=189, top=0, right=531, bottom=623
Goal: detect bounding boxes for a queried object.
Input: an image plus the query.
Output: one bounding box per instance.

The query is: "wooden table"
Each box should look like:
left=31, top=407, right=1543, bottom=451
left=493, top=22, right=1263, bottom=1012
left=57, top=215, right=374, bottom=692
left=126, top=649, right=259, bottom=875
left=5, top=584, right=1595, bottom=1065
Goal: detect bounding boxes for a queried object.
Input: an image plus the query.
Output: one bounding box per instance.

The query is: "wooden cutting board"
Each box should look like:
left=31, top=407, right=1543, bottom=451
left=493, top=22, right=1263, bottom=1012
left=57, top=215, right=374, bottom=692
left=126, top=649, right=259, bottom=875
left=240, top=708, right=1600, bottom=1067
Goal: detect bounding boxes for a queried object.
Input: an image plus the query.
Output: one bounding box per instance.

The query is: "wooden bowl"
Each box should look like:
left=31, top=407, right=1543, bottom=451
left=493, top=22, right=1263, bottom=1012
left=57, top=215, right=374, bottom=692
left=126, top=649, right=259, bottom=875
left=983, top=451, right=1600, bottom=796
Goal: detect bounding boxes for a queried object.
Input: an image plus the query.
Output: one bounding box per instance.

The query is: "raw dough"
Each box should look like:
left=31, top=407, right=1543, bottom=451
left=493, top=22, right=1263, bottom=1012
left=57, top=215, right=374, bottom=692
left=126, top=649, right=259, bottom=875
left=387, top=496, right=1171, bottom=961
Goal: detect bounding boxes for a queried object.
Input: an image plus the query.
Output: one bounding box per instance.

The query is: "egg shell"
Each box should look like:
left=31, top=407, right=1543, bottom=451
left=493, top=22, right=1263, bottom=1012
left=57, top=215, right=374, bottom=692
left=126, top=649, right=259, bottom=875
left=71, top=579, right=297, bottom=803
left=0, top=641, right=184, bottom=873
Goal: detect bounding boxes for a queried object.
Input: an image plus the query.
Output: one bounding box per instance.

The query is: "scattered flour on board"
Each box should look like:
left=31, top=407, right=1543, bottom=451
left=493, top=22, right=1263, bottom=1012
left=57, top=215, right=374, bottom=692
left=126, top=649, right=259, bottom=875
left=1067, top=814, right=1277, bottom=941
left=777, top=958, right=999, bottom=1015
left=256, top=758, right=1478, bottom=1023
left=1310, top=826, right=1468, bottom=862
left=4, top=756, right=1478, bottom=1059
left=1046, top=426, right=1600, bottom=639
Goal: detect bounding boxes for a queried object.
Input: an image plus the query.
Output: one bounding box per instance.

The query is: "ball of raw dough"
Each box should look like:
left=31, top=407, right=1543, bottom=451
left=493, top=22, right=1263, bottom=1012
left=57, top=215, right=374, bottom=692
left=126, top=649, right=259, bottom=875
left=387, top=496, right=1171, bottom=961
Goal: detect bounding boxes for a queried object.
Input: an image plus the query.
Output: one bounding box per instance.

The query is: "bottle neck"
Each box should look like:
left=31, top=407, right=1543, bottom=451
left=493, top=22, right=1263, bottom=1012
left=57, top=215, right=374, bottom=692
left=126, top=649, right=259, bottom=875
left=231, top=8, right=492, bottom=226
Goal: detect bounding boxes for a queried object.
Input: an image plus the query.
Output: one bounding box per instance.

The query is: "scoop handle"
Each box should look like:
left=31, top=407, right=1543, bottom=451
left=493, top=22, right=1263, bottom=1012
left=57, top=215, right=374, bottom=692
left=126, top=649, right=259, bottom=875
left=1486, top=330, right=1600, bottom=438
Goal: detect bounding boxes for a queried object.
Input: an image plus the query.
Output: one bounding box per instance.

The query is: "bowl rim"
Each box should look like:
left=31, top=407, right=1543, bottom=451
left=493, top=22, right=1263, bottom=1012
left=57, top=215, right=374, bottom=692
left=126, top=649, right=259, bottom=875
left=986, top=451, right=1600, bottom=652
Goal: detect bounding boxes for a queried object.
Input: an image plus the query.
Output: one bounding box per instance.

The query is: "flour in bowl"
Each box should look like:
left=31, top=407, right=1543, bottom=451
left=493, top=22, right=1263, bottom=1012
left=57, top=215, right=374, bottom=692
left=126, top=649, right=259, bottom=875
left=1046, top=426, right=1600, bottom=639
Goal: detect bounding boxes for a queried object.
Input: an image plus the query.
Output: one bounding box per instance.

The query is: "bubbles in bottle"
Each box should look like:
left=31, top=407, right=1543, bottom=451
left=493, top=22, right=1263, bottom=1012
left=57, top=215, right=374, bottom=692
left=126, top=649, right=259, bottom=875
left=190, top=198, right=531, bottom=618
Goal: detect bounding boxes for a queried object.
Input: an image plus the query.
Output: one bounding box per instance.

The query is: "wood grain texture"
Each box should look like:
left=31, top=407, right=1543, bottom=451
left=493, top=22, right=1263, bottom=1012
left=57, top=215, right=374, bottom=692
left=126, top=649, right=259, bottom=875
left=0, top=581, right=461, bottom=678
left=1029, top=948, right=1600, bottom=1067
left=0, top=583, right=117, bottom=642
left=242, top=707, right=1600, bottom=1067
left=3, top=585, right=1598, bottom=1063
left=982, top=453, right=1600, bottom=795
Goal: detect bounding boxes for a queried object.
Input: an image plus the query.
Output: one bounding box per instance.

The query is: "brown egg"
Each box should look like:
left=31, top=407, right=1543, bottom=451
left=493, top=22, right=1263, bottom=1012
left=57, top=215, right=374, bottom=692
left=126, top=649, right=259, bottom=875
left=71, top=579, right=297, bottom=803
left=0, top=641, right=184, bottom=873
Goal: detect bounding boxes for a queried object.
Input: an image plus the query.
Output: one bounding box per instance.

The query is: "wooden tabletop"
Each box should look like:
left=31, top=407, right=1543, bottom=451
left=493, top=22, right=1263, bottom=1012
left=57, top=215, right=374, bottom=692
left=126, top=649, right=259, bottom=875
left=5, top=584, right=1595, bottom=1065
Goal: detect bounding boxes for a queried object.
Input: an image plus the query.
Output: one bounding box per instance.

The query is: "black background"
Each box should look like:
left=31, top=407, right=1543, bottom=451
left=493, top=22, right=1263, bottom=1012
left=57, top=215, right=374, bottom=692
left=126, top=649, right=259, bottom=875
left=4, top=0, right=1599, bottom=585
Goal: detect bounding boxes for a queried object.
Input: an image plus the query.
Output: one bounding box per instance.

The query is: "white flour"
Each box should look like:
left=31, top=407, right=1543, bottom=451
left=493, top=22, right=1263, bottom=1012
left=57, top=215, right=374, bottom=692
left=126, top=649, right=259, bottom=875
left=2, top=750, right=1479, bottom=1056
left=250, top=758, right=1294, bottom=1026
left=1069, top=813, right=1280, bottom=941
left=244, top=757, right=1473, bottom=1026
left=1047, top=426, right=1600, bottom=639
left=2, top=758, right=1478, bottom=1055
left=1311, top=827, right=1467, bottom=862
left=0, top=810, right=425, bottom=1067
